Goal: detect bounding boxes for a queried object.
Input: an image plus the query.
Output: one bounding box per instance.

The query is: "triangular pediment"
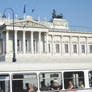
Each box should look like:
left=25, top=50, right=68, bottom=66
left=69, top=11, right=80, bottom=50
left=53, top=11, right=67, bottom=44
left=11, top=20, right=48, bottom=28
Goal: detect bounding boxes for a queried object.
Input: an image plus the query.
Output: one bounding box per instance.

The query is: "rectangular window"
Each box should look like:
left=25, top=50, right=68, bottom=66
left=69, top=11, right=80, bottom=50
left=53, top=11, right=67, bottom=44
left=39, top=72, right=62, bottom=91
left=17, top=40, right=23, bottom=52
left=73, top=44, right=77, bottom=53
left=12, top=73, right=38, bottom=92
left=64, top=71, right=84, bottom=89
left=81, top=45, right=85, bottom=53
left=65, top=44, right=68, bottom=53
left=0, top=74, right=10, bottom=92
left=89, top=71, right=92, bottom=87
left=89, top=45, right=92, bottom=53
left=56, top=44, right=60, bottom=53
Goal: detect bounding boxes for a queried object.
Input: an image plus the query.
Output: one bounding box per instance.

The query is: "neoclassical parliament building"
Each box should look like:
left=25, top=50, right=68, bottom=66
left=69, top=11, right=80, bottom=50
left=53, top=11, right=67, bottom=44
left=0, top=15, right=92, bottom=62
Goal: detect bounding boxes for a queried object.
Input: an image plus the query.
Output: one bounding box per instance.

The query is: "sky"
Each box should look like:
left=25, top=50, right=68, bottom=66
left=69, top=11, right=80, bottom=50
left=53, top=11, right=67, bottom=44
left=0, top=0, right=92, bottom=31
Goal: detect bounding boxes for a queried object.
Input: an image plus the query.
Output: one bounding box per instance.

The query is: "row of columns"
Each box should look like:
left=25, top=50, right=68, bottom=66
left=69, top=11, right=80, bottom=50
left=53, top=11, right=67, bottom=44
left=51, top=35, right=89, bottom=55
left=5, top=30, right=49, bottom=54
left=5, top=30, right=90, bottom=55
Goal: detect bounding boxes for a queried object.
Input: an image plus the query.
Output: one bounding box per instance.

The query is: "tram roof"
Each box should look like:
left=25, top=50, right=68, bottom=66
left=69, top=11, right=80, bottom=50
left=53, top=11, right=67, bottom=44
left=0, top=60, right=92, bottom=71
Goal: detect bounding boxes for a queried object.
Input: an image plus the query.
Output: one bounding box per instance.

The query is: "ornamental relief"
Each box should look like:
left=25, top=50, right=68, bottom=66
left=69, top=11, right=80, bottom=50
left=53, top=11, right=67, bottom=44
left=11, top=20, right=47, bottom=28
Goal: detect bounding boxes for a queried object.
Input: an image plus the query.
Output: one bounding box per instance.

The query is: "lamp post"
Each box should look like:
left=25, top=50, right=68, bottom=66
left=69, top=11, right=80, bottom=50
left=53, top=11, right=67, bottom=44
left=3, top=8, right=16, bottom=62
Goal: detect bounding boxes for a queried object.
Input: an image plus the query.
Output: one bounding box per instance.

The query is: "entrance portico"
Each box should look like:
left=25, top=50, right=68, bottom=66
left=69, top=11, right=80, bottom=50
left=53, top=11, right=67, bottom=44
left=5, top=25, right=49, bottom=56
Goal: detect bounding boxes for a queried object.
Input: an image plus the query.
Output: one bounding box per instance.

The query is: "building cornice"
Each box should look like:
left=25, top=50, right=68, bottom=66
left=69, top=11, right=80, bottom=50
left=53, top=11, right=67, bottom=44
left=5, top=25, right=49, bottom=32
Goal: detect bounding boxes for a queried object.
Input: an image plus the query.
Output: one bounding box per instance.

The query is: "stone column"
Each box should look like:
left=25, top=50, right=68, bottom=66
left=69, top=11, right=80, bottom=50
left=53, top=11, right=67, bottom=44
left=69, top=36, right=72, bottom=56
left=61, top=35, right=64, bottom=56
left=6, top=30, right=9, bottom=54
left=15, top=31, right=17, bottom=54
left=31, top=31, right=34, bottom=54
left=78, top=36, right=80, bottom=55
left=60, top=35, right=63, bottom=55
left=23, top=31, right=26, bottom=54
left=86, top=37, right=88, bottom=55
left=38, top=32, right=41, bottom=54
left=46, top=32, right=48, bottom=54
left=52, top=35, right=54, bottom=55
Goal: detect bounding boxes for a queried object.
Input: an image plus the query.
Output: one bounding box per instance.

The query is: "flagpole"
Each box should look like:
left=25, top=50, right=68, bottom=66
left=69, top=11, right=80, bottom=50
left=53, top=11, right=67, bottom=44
left=23, top=4, right=26, bottom=19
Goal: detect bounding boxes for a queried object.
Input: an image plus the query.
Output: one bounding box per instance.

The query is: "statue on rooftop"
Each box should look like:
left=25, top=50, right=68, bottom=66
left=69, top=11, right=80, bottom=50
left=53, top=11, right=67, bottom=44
left=52, top=9, right=63, bottom=19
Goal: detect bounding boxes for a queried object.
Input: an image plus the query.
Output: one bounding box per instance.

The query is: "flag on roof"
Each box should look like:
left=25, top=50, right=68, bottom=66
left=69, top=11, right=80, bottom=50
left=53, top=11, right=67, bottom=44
left=23, top=4, right=26, bottom=14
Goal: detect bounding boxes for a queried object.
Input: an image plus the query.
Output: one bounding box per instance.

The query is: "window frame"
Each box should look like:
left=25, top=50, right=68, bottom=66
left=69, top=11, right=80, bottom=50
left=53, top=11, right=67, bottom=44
left=89, top=45, right=92, bottom=54
left=0, top=74, right=10, bottom=92
left=81, top=44, right=85, bottom=54
left=64, top=43, right=69, bottom=54
left=39, top=72, right=62, bottom=91
left=12, top=73, right=38, bottom=92
left=55, top=43, right=60, bottom=53
left=73, top=44, right=77, bottom=54
left=88, top=71, right=92, bottom=87
left=64, top=71, right=85, bottom=89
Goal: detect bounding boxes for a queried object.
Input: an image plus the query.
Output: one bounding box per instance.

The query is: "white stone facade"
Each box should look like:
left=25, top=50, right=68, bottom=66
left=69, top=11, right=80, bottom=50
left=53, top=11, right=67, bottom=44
left=0, top=16, right=92, bottom=62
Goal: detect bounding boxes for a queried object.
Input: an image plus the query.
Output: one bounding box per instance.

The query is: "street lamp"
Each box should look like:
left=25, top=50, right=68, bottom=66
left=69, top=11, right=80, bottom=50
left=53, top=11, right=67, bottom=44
left=3, top=8, right=16, bottom=62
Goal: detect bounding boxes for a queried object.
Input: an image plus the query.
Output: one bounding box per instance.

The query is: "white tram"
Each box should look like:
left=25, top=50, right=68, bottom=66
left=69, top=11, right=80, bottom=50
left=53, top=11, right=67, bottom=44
left=0, top=61, right=92, bottom=92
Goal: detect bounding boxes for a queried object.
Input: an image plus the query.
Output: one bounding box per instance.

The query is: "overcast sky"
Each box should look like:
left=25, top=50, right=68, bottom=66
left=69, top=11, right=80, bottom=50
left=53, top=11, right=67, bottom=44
left=0, top=0, right=92, bottom=31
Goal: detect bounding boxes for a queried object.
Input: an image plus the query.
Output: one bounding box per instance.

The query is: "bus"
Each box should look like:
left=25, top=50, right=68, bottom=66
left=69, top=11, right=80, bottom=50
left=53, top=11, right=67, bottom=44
left=0, top=61, right=92, bottom=92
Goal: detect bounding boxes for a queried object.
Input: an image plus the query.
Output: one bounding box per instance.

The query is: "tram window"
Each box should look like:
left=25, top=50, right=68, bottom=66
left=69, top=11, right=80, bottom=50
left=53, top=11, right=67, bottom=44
left=89, top=71, right=92, bottom=87
left=39, top=72, right=62, bottom=91
left=64, top=71, right=84, bottom=89
left=0, top=74, right=10, bottom=92
left=12, top=73, right=38, bottom=92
